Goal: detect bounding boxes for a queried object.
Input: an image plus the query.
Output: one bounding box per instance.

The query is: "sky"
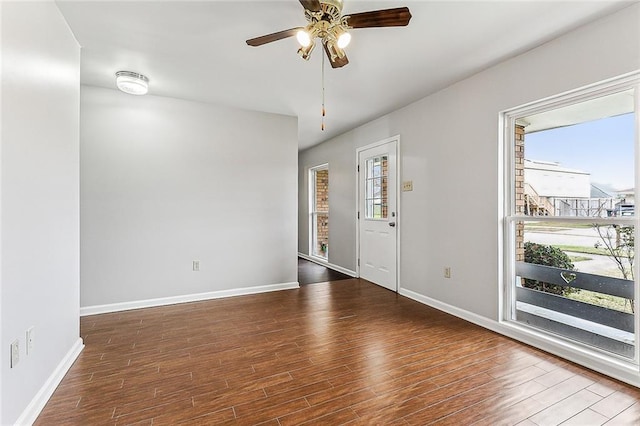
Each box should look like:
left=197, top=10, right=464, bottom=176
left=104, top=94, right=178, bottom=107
left=525, top=112, right=635, bottom=191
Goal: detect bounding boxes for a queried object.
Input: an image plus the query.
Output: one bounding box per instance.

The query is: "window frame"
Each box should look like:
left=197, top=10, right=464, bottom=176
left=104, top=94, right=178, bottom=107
left=501, top=72, right=640, bottom=365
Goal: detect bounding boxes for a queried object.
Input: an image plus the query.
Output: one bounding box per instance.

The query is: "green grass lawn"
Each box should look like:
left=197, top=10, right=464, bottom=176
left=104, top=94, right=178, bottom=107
left=552, top=244, right=614, bottom=256
left=524, top=221, right=595, bottom=230
left=567, top=289, right=634, bottom=314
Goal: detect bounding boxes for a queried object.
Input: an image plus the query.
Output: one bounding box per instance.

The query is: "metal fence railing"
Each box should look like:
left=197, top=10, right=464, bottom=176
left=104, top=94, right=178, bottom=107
left=515, top=261, right=635, bottom=357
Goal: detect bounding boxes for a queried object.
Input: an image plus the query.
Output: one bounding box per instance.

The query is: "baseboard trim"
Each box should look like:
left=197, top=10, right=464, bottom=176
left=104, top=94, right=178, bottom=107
left=80, top=282, right=300, bottom=316
left=15, top=337, right=84, bottom=426
left=399, top=288, right=500, bottom=333
left=399, top=287, right=640, bottom=388
left=297, top=253, right=357, bottom=277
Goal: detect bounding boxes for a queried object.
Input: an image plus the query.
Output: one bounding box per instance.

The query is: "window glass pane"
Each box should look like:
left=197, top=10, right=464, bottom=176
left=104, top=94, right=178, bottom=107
left=514, top=220, right=635, bottom=358
left=373, top=204, right=381, bottom=218
left=373, top=162, right=381, bottom=178
left=314, top=169, right=328, bottom=213
left=373, top=177, right=381, bottom=198
left=312, top=213, right=329, bottom=258
left=520, top=91, right=635, bottom=218
left=366, top=199, right=373, bottom=218
left=366, top=176, right=374, bottom=200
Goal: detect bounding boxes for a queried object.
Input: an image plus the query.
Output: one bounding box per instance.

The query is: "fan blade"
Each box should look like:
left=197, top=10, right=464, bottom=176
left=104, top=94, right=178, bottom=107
left=299, top=0, right=321, bottom=12
left=246, top=28, right=301, bottom=47
left=345, top=7, right=412, bottom=29
left=323, top=43, right=349, bottom=69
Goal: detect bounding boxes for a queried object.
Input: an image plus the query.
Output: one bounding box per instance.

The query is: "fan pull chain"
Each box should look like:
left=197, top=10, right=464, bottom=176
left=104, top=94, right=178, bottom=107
left=321, top=51, right=325, bottom=131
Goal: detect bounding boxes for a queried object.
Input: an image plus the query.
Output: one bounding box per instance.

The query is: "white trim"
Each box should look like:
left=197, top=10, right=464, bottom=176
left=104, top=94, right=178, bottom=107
left=354, top=151, right=360, bottom=277
left=634, top=82, right=640, bottom=356
left=14, top=338, right=84, bottom=426
left=355, top=135, right=401, bottom=292
left=298, top=252, right=357, bottom=277
left=400, top=288, right=499, bottom=332
left=80, top=282, right=300, bottom=316
left=399, top=288, right=640, bottom=388
left=505, top=71, right=640, bottom=119
left=396, top=138, right=403, bottom=293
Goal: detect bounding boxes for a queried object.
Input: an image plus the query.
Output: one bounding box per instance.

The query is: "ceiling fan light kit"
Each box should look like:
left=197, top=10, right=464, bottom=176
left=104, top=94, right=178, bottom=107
left=296, top=29, right=312, bottom=47
left=298, top=41, right=316, bottom=60
left=246, top=0, right=411, bottom=69
left=115, top=71, right=149, bottom=95
left=336, top=31, right=351, bottom=49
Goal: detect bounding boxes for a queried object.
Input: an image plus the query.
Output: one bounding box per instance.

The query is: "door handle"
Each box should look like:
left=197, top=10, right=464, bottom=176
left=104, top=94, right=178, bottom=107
left=389, top=222, right=396, bottom=227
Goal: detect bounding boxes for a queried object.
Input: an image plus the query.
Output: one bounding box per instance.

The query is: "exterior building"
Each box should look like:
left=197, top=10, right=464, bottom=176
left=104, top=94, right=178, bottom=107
left=524, top=159, right=617, bottom=217
left=524, top=159, right=591, bottom=198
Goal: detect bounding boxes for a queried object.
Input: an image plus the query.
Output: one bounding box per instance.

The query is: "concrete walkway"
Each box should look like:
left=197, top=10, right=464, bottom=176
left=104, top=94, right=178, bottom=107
left=526, top=227, right=631, bottom=278
left=527, top=226, right=604, bottom=248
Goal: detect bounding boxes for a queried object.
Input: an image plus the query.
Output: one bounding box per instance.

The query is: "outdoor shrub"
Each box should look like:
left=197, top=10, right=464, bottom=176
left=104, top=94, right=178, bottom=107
left=524, top=242, right=576, bottom=296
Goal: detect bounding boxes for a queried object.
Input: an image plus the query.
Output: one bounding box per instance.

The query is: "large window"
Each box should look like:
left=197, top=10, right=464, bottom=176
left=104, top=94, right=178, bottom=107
left=310, top=164, right=329, bottom=260
left=503, top=74, right=639, bottom=362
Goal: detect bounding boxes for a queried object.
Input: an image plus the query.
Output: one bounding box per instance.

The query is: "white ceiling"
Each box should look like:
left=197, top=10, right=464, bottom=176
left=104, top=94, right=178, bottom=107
left=56, top=0, right=635, bottom=150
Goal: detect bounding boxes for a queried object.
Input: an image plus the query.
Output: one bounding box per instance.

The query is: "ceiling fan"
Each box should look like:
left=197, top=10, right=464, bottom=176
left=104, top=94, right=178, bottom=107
left=246, top=0, right=412, bottom=68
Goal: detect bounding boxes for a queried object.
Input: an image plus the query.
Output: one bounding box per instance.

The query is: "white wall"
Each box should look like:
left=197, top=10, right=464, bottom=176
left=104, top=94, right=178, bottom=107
left=1, top=1, right=81, bottom=424
left=299, top=5, right=640, bottom=320
left=80, top=86, right=298, bottom=308
left=298, top=138, right=356, bottom=269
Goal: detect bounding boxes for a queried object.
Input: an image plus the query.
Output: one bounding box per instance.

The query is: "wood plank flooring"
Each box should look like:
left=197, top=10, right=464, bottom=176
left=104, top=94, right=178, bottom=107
left=297, top=257, right=351, bottom=285
left=36, top=279, right=640, bottom=425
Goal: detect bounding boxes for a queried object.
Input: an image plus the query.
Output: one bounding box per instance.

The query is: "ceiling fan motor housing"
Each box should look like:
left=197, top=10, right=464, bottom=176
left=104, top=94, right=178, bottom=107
left=320, top=0, right=344, bottom=22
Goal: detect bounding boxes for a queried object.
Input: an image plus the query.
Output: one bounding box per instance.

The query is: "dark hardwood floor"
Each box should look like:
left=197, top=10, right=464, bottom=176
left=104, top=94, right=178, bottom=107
left=36, top=279, right=640, bottom=425
left=297, top=257, right=351, bottom=285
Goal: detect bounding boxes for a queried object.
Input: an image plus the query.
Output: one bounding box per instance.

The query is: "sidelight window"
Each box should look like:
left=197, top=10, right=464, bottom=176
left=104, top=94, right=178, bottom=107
left=310, top=164, right=329, bottom=259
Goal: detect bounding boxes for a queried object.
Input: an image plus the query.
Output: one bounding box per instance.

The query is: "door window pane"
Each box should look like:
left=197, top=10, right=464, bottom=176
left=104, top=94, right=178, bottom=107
left=365, top=156, right=388, bottom=219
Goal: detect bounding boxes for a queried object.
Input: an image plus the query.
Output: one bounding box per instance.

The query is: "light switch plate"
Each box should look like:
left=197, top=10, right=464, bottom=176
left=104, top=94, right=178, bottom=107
left=26, top=327, right=34, bottom=355
left=11, top=340, right=19, bottom=368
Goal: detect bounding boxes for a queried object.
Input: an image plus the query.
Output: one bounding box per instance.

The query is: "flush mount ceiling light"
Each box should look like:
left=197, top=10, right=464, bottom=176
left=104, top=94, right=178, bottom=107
left=115, top=71, right=149, bottom=95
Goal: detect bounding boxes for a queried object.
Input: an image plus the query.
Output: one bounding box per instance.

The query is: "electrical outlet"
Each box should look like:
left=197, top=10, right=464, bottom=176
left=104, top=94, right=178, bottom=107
left=192, top=260, right=200, bottom=271
left=444, top=267, right=451, bottom=279
left=402, top=180, right=413, bottom=191
left=26, top=327, right=34, bottom=355
left=11, top=340, right=19, bottom=368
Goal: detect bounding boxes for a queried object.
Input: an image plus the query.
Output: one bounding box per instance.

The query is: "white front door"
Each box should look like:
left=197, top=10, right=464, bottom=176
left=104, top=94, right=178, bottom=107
left=357, top=138, right=398, bottom=292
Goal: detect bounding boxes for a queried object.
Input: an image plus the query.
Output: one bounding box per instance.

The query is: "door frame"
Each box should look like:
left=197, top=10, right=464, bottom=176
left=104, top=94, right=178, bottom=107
left=355, top=135, right=401, bottom=292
